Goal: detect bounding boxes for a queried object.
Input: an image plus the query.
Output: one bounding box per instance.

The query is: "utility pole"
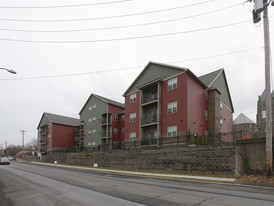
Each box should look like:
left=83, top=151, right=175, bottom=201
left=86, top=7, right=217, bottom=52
left=250, top=0, right=273, bottom=176
left=20, top=130, right=26, bottom=160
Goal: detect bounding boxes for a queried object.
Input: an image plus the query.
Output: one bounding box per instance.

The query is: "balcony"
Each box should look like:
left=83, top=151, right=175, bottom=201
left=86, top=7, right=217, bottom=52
left=101, top=119, right=112, bottom=125
left=39, top=129, right=46, bottom=135
left=101, top=131, right=111, bottom=139
left=40, top=139, right=46, bottom=145
left=141, top=115, right=158, bottom=126
left=141, top=94, right=158, bottom=105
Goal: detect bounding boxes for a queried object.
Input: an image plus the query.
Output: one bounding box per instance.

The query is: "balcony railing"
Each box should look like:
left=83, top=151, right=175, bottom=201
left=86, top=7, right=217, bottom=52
left=101, top=119, right=112, bottom=125
left=141, top=115, right=158, bottom=125
left=141, top=94, right=158, bottom=104
left=40, top=140, right=46, bottom=145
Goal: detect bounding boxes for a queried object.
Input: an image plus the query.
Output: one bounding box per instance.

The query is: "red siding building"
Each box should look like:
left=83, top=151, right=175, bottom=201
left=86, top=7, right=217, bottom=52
left=123, top=62, right=234, bottom=145
left=37, top=112, right=79, bottom=154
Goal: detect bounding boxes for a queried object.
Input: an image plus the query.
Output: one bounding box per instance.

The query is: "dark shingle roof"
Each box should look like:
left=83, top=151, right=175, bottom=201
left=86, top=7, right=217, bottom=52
left=79, top=93, right=124, bottom=115
left=93, top=94, right=124, bottom=108
left=38, top=112, right=80, bottom=128
left=199, top=69, right=223, bottom=87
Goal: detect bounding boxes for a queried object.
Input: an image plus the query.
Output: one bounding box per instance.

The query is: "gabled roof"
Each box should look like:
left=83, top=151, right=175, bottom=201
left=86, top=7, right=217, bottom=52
left=123, top=61, right=207, bottom=96
left=199, top=68, right=234, bottom=112
left=199, top=69, right=223, bottom=87
left=37, top=112, right=80, bottom=129
left=233, top=113, right=255, bottom=125
left=79, top=93, right=124, bottom=115
left=123, top=62, right=186, bottom=96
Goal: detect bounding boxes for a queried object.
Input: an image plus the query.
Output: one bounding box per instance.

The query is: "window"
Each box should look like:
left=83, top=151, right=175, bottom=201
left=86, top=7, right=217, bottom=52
left=114, top=115, right=118, bottom=121
left=130, top=113, right=136, bottom=122
left=130, top=93, right=136, bottom=103
left=88, top=118, right=92, bottom=123
left=88, top=130, right=92, bottom=135
left=92, top=117, right=96, bottom=122
left=168, top=102, right=177, bottom=114
left=121, top=115, right=125, bottom=121
left=205, top=110, right=208, bottom=120
left=168, top=77, right=177, bottom=90
left=88, top=106, right=92, bottom=111
left=167, top=126, right=177, bottom=137
left=220, top=119, right=223, bottom=125
left=220, top=102, right=223, bottom=109
left=121, top=128, right=125, bottom=134
left=113, top=128, right=118, bottom=134
left=92, top=129, right=96, bottom=134
left=92, top=104, right=96, bottom=110
left=129, top=133, right=136, bottom=141
left=262, top=110, right=266, bottom=118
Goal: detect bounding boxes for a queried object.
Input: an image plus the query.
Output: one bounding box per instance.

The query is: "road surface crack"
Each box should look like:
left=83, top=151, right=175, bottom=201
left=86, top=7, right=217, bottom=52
left=192, top=197, right=214, bottom=206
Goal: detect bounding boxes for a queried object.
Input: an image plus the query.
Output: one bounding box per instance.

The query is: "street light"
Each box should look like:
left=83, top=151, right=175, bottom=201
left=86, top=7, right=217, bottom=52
left=0, top=67, right=16, bottom=74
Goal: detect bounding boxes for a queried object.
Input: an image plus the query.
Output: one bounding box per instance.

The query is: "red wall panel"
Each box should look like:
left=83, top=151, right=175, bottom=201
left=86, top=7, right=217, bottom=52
left=51, top=124, right=77, bottom=149
left=186, top=74, right=208, bottom=135
left=108, top=104, right=124, bottom=143
left=124, top=91, right=140, bottom=141
left=161, top=73, right=187, bottom=135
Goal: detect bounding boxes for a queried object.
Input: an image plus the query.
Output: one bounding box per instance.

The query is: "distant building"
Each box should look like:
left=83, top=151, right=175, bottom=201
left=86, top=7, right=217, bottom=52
left=37, top=112, right=79, bottom=154
left=233, top=113, right=258, bottom=140
left=79, top=94, right=124, bottom=150
left=256, top=90, right=274, bottom=136
left=123, top=62, right=234, bottom=145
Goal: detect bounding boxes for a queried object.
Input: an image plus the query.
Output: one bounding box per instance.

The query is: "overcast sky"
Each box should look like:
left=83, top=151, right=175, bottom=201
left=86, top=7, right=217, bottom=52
left=0, top=0, right=273, bottom=147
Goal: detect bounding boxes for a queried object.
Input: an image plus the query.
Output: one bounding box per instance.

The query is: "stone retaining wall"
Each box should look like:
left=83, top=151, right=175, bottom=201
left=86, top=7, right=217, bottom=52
left=41, top=144, right=235, bottom=174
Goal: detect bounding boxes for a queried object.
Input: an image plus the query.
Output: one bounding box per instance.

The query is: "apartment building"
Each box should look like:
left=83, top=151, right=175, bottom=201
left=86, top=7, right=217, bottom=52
left=123, top=62, right=234, bottom=145
left=79, top=93, right=124, bottom=149
left=37, top=112, right=79, bottom=154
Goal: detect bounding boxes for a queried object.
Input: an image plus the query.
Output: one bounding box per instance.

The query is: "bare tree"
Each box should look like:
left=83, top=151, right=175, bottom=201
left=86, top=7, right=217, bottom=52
left=26, top=138, right=38, bottom=151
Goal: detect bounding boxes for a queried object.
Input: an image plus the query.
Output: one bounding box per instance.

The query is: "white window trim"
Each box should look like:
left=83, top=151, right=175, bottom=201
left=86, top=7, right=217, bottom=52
left=130, top=113, right=136, bottom=122
left=114, top=115, right=118, bottom=121
left=168, top=102, right=177, bottom=114
left=129, top=132, right=136, bottom=141
left=130, top=93, right=136, bottom=103
left=167, top=126, right=177, bottom=137
left=168, top=77, right=177, bottom=90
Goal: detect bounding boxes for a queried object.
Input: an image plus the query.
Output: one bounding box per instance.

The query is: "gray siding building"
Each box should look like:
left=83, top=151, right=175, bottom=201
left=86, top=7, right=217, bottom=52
left=79, top=94, right=124, bottom=150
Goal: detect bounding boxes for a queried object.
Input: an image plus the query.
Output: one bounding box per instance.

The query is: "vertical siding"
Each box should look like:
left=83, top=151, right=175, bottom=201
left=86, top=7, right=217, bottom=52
left=186, top=74, right=208, bottom=135
left=220, top=102, right=233, bottom=134
left=161, top=73, right=187, bottom=135
left=124, top=91, right=140, bottom=141
left=51, top=124, right=77, bottom=149
left=108, top=104, right=124, bottom=143
left=118, top=113, right=125, bottom=142
left=80, top=96, right=107, bottom=148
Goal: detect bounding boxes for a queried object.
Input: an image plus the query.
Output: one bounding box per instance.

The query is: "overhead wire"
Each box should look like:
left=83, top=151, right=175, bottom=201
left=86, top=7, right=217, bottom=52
left=0, top=0, right=217, bottom=22
left=0, top=3, right=243, bottom=33
left=0, top=20, right=252, bottom=43
left=0, top=47, right=263, bottom=81
left=0, top=0, right=131, bottom=9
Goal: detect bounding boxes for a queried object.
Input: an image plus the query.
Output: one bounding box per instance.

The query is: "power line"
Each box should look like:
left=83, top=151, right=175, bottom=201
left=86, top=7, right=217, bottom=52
left=0, top=20, right=252, bottom=44
left=0, top=3, right=242, bottom=33
left=0, top=0, right=217, bottom=22
left=0, top=0, right=131, bottom=9
left=0, top=47, right=262, bottom=81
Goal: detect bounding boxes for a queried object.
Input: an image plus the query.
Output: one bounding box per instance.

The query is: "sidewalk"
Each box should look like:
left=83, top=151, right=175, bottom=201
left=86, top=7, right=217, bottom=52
left=30, top=161, right=236, bottom=183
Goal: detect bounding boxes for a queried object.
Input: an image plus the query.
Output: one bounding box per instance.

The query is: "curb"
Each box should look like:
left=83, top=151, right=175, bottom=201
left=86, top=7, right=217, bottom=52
left=30, top=161, right=236, bottom=183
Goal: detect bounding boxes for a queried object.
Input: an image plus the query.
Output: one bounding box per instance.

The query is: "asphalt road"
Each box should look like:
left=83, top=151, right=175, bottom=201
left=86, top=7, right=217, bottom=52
left=0, top=161, right=274, bottom=206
